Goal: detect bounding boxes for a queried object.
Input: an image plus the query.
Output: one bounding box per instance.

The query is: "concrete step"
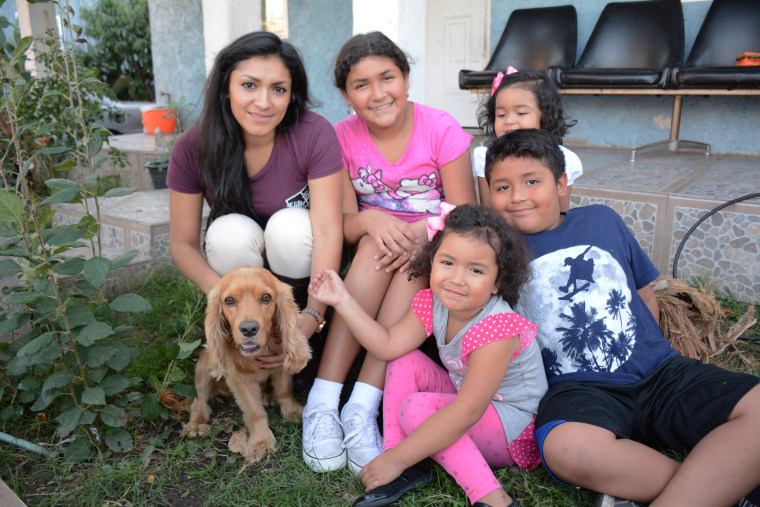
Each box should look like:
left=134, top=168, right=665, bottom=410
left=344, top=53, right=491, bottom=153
left=53, top=189, right=172, bottom=264
left=51, top=189, right=209, bottom=295
left=106, top=133, right=174, bottom=191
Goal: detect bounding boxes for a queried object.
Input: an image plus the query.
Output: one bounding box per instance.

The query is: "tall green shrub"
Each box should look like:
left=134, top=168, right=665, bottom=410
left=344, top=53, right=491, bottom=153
left=0, top=22, right=118, bottom=191
left=79, top=0, right=154, bottom=101
left=0, top=1, right=152, bottom=461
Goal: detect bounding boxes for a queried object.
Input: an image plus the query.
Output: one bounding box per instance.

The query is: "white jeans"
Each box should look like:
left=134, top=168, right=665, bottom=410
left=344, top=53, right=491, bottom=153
left=204, top=209, right=313, bottom=278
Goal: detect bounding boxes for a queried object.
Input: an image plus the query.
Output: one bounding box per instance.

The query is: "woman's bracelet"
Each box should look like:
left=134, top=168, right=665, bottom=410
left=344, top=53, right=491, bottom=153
left=301, top=308, right=326, bottom=333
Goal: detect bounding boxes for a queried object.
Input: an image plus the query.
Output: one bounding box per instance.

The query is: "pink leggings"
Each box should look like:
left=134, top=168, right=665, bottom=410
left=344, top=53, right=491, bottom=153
left=383, top=350, right=515, bottom=504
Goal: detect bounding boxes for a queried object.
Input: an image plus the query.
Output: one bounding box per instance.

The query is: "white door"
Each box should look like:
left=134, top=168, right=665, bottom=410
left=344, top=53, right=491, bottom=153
left=425, top=0, right=490, bottom=128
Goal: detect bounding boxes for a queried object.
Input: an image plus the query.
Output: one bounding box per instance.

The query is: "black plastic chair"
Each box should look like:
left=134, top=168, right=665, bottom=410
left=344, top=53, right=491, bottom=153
left=458, top=5, right=576, bottom=90
left=552, top=0, right=704, bottom=161
left=636, top=0, right=760, bottom=160
left=554, top=0, right=684, bottom=88
left=671, top=0, right=760, bottom=88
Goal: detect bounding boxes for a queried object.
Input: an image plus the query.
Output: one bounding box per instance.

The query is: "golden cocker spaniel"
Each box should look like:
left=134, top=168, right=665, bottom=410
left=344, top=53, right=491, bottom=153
left=181, top=266, right=311, bottom=462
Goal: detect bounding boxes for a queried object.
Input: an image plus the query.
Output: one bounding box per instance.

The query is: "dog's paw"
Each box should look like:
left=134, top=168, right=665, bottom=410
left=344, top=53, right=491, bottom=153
left=181, top=423, right=210, bottom=439
left=262, top=391, right=276, bottom=408
left=280, top=399, right=304, bottom=422
left=243, top=429, right=277, bottom=462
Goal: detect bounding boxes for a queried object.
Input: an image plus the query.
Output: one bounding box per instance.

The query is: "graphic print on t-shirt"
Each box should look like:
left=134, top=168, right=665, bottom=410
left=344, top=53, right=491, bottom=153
left=521, top=245, right=637, bottom=377
left=285, top=185, right=310, bottom=209
left=350, top=160, right=442, bottom=216
left=558, top=246, right=595, bottom=299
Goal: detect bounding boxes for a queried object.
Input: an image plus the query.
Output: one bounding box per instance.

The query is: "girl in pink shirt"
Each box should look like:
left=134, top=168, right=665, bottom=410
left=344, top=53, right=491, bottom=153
left=302, top=31, right=476, bottom=475
left=309, top=204, right=544, bottom=507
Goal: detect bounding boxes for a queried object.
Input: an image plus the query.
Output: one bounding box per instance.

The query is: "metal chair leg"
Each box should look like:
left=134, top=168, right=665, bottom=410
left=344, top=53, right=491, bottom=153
left=631, top=96, right=711, bottom=162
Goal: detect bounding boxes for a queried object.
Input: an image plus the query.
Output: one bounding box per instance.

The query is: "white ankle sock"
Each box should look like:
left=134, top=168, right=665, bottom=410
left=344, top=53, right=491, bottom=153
left=306, top=378, right=343, bottom=411
left=345, top=382, right=383, bottom=415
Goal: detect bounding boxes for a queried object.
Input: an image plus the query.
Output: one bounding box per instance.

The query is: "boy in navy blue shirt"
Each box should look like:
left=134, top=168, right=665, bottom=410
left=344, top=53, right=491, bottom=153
left=485, top=129, right=760, bottom=507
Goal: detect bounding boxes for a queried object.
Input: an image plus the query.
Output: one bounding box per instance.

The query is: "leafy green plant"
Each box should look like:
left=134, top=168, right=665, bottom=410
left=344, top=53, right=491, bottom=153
left=141, top=282, right=205, bottom=420
left=0, top=0, right=154, bottom=461
left=0, top=20, right=122, bottom=193
left=79, top=0, right=154, bottom=102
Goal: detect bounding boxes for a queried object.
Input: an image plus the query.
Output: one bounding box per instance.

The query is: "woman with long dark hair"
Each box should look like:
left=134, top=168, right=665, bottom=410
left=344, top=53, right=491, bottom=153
left=167, top=32, right=343, bottom=376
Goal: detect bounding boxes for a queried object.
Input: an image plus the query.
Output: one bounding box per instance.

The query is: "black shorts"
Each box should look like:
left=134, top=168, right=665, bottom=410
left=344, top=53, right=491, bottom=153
left=535, top=356, right=759, bottom=482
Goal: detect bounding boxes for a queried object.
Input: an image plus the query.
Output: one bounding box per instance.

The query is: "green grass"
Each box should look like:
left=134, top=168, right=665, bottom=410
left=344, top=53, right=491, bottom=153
left=710, top=295, right=760, bottom=377
left=0, top=404, right=598, bottom=506
left=1, top=270, right=757, bottom=506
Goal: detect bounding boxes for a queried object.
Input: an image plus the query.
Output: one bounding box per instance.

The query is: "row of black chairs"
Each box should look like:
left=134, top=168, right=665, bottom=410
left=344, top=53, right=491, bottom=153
left=459, top=0, right=760, bottom=91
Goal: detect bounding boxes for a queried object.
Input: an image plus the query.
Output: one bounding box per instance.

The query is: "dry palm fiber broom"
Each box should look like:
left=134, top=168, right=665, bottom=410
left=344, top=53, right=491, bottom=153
left=651, top=275, right=757, bottom=363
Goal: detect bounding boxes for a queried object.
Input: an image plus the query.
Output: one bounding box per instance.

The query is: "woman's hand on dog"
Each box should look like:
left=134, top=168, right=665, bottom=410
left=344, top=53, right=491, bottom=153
left=259, top=302, right=317, bottom=370
left=256, top=342, right=284, bottom=369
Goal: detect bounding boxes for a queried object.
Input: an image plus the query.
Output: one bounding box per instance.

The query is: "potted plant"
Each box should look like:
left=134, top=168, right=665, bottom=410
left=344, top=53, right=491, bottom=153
left=144, top=131, right=175, bottom=189
left=143, top=99, right=188, bottom=189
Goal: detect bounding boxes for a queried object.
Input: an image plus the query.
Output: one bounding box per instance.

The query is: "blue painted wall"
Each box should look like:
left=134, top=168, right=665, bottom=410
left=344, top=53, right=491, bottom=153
left=0, top=2, right=15, bottom=40
left=286, top=0, right=353, bottom=125
left=490, top=0, right=760, bottom=155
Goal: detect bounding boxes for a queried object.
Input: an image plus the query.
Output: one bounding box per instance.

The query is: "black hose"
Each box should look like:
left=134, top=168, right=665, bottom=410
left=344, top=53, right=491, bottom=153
left=671, top=192, right=760, bottom=341
left=672, top=192, right=760, bottom=279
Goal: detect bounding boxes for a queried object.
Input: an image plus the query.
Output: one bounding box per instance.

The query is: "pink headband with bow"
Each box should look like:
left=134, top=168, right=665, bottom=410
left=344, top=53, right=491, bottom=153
left=426, top=202, right=456, bottom=241
left=490, top=66, right=519, bottom=96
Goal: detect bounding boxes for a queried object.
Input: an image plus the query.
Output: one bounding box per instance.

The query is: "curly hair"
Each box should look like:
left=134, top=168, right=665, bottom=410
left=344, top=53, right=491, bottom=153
left=477, top=70, right=575, bottom=143
left=333, top=31, right=410, bottom=90
left=409, top=205, right=532, bottom=307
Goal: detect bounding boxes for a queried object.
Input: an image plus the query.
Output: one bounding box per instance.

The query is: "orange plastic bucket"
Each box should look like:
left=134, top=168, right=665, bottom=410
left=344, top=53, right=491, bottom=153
left=141, top=107, right=177, bottom=134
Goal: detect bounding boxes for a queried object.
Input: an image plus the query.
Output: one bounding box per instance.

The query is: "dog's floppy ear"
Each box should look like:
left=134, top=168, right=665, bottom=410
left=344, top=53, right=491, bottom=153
left=274, top=278, right=311, bottom=374
left=204, top=279, right=228, bottom=379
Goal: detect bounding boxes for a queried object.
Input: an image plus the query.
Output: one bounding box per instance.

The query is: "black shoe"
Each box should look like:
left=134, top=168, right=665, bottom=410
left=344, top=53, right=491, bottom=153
left=352, top=465, right=430, bottom=506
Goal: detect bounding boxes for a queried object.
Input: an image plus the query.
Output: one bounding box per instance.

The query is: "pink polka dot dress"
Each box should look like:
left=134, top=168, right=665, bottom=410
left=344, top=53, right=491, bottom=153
left=410, top=288, right=548, bottom=470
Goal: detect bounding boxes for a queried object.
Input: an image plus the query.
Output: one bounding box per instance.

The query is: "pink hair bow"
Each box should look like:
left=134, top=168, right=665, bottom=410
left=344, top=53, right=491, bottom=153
left=490, top=66, right=519, bottom=96
left=426, top=202, right=456, bottom=241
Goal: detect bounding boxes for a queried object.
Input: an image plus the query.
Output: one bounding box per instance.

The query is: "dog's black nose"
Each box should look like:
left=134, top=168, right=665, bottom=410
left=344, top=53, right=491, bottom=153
left=239, top=321, right=260, bottom=338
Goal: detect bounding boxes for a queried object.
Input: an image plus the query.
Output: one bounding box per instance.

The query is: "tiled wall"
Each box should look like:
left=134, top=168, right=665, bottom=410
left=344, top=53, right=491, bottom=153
left=573, top=188, right=760, bottom=302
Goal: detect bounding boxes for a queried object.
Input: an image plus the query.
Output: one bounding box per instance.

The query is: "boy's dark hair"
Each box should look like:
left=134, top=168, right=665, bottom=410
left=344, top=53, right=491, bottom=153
left=477, top=70, right=575, bottom=143
left=197, top=31, right=311, bottom=226
left=485, top=129, right=565, bottom=184
left=409, top=204, right=532, bottom=307
left=333, top=31, right=410, bottom=90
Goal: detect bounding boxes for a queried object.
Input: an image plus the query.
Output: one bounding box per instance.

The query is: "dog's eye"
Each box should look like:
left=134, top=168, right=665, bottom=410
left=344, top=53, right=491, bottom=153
left=260, top=293, right=272, bottom=304
left=224, top=296, right=236, bottom=306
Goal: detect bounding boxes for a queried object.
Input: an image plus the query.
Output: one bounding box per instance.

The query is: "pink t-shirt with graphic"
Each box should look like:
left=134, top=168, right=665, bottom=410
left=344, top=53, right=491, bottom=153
left=334, top=103, right=472, bottom=223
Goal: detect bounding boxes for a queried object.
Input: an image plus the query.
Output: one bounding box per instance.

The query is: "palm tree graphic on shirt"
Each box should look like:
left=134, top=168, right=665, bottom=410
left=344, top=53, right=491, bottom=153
left=542, top=348, right=563, bottom=377
left=557, top=302, right=616, bottom=372
left=518, top=245, right=639, bottom=377
left=552, top=247, right=636, bottom=372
